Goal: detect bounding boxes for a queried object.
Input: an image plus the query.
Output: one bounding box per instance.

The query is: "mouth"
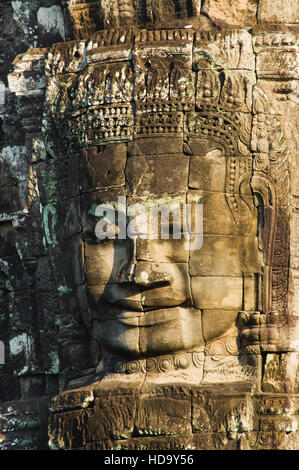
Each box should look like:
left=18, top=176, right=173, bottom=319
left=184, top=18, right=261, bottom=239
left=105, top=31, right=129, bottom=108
left=100, top=287, right=187, bottom=315
left=95, top=283, right=189, bottom=326
left=115, top=307, right=183, bottom=326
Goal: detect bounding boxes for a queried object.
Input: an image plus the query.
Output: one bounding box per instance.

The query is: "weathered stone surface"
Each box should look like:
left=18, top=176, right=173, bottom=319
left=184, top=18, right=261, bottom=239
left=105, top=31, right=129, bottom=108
left=191, top=276, right=243, bottom=310
left=83, top=144, right=127, bottom=191
left=255, top=80, right=298, bottom=117
left=192, top=391, right=254, bottom=433
left=0, top=398, right=50, bottom=450
left=129, top=137, right=184, bottom=156
left=256, top=47, right=298, bottom=81
left=188, top=191, right=258, bottom=236
left=194, top=30, right=255, bottom=71
left=258, top=0, right=299, bottom=23
left=240, top=430, right=299, bottom=450
left=202, top=355, right=261, bottom=385
left=0, top=187, right=23, bottom=215
left=189, top=234, right=262, bottom=276
left=125, top=154, right=190, bottom=196
left=189, top=152, right=229, bottom=192
left=240, top=394, right=299, bottom=448
left=46, top=379, right=299, bottom=450
left=136, top=237, right=190, bottom=264
left=85, top=239, right=130, bottom=286
left=84, top=435, right=195, bottom=451
left=135, top=395, right=192, bottom=437
left=201, top=0, right=257, bottom=27
left=262, top=353, right=299, bottom=393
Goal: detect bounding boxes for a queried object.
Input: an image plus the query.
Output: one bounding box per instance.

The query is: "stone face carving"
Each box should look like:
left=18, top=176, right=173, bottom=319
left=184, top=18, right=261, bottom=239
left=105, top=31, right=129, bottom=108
left=10, top=25, right=290, bottom=384
left=2, top=0, right=298, bottom=451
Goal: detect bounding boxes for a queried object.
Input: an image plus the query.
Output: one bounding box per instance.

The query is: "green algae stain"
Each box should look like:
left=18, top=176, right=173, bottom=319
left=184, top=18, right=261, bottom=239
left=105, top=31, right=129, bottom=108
left=43, top=204, right=57, bottom=245
left=57, top=285, right=71, bottom=294
left=48, top=350, right=59, bottom=374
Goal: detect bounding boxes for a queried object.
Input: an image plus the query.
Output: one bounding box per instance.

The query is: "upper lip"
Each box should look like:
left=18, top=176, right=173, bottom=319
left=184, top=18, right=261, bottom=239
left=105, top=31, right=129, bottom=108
left=101, top=290, right=185, bottom=312
left=96, top=287, right=186, bottom=325
left=103, top=295, right=143, bottom=312
left=115, top=308, right=181, bottom=326
left=96, top=279, right=189, bottom=321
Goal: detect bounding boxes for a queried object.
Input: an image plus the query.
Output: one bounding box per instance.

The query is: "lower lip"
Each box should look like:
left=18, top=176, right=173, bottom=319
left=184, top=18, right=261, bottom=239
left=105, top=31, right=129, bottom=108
left=116, top=308, right=180, bottom=326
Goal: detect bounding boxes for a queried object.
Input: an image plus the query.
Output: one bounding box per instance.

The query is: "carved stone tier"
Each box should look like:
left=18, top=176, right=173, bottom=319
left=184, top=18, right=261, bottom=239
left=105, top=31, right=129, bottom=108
left=48, top=380, right=299, bottom=450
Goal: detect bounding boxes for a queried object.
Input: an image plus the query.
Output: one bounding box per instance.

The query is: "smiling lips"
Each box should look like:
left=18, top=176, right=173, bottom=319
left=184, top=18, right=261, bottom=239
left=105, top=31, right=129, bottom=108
left=115, top=308, right=181, bottom=326
left=95, top=272, right=190, bottom=328
left=100, top=287, right=187, bottom=326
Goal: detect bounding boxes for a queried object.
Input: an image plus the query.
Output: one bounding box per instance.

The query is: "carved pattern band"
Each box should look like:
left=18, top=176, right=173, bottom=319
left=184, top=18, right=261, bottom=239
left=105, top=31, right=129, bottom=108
left=104, top=351, right=204, bottom=374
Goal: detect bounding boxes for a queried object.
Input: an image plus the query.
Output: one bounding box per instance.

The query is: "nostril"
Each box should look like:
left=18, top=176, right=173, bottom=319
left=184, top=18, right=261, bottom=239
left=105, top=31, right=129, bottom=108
left=135, top=270, right=172, bottom=287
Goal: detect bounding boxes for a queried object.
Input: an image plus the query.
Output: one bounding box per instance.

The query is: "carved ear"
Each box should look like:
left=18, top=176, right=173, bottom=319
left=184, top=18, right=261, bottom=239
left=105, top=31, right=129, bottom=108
left=238, top=176, right=255, bottom=215
left=250, top=175, right=277, bottom=267
left=251, top=176, right=277, bottom=315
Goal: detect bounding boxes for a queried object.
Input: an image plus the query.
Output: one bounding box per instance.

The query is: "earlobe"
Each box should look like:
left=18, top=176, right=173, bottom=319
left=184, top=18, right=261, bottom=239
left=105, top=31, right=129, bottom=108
left=238, top=175, right=256, bottom=214
left=251, top=175, right=277, bottom=315
left=250, top=175, right=277, bottom=267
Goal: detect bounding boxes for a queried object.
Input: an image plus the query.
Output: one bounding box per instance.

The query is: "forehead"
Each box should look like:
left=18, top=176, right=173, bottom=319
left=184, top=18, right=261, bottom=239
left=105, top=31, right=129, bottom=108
left=80, top=134, right=256, bottom=238
left=81, top=136, right=227, bottom=204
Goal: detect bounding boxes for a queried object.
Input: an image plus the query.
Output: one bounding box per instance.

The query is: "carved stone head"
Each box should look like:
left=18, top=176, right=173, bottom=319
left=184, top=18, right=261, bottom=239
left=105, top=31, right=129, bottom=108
left=81, top=127, right=262, bottom=361
left=8, top=23, right=291, bottom=385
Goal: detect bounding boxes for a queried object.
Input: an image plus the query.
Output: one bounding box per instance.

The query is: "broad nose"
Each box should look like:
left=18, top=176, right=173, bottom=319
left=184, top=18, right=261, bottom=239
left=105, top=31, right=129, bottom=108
left=116, top=240, right=172, bottom=288
left=117, top=261, right=172, bottom=287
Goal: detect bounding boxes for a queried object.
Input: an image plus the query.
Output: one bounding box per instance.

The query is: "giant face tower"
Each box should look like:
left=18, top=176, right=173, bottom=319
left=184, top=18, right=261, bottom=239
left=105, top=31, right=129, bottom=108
left=5, top=0, right=298, bottom=451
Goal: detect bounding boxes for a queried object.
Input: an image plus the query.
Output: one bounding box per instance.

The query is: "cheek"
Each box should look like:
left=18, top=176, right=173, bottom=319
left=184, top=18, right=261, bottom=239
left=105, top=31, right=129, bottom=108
left=87, top=284, right=106, bottom=304
left=136, top=238, right=189, bottom=263
left=139, top=262, right=190, bottom=307
left=171, top=263, right=191, bottom=299
left=84, top=240, right=130, bottom=286
left=85, top=243, right=115, bottom=286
